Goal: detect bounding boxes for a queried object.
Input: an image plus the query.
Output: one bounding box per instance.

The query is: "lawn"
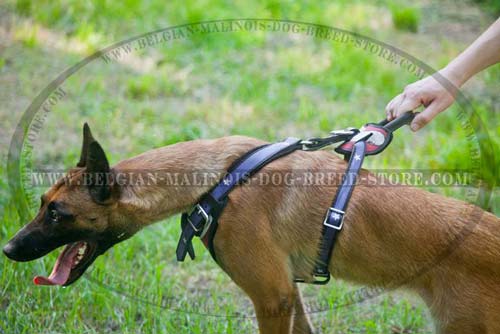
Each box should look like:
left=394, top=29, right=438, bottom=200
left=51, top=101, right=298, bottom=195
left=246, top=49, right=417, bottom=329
left=0, top=1, right=498, bottom=333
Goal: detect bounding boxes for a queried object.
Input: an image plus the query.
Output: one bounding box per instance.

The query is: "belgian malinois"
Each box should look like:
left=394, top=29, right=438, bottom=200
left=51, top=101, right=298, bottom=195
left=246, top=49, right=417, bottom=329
left=3, top=124, right=499, bottom=334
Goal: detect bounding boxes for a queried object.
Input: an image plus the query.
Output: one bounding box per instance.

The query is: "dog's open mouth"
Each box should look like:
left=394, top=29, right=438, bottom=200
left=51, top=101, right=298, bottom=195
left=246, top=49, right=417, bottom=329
left=33, top=241, right=97, bottom=286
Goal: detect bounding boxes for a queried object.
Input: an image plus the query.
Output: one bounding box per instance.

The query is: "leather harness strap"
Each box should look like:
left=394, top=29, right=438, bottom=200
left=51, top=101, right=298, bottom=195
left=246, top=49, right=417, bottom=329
left=176, top=137, right=304, bottom=262
left=304, top=140, right=367, bottom=284
left=176, top=112, right=415, bottom=284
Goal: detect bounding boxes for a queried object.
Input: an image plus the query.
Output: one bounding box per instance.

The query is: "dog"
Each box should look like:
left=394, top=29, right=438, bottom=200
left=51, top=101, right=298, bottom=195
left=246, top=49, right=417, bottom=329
left=3, top=124, right=499, bottom=334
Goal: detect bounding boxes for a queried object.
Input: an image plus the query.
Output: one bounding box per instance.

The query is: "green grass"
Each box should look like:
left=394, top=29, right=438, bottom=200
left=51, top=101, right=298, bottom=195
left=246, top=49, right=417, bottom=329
left=472, top=0, right=500, bottom=15
left=391, top=6, right=420, bottom=32
left=1, top=0, right=498, bottom=333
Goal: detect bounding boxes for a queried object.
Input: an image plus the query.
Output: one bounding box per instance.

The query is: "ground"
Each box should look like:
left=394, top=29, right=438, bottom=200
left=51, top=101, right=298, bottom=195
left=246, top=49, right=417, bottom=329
left=0, top=1, right=498, bottom=333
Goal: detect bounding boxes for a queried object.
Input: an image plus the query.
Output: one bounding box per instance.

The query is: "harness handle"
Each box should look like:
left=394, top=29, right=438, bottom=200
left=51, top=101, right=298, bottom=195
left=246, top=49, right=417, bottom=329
left=379, top=111, right=416, bottom=132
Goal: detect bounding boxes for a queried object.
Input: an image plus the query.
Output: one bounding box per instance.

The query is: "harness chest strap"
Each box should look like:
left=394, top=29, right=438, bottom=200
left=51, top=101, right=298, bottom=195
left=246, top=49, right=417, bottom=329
left=300, top=140, right=367, bottom=284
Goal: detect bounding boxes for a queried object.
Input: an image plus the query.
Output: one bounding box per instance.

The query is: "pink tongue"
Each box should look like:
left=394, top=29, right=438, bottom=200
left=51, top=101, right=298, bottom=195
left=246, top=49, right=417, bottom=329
left=33, top=243, right=81, bottom=286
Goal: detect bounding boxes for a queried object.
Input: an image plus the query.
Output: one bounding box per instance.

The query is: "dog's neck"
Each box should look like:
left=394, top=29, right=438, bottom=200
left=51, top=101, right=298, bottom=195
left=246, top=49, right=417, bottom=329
left=112, top=136, right=264, bottom=225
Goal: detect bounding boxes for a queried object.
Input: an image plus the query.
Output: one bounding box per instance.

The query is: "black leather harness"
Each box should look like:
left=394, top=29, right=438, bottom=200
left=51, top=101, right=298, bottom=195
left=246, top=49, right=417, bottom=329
left=176, top=112, right=415, bottom=284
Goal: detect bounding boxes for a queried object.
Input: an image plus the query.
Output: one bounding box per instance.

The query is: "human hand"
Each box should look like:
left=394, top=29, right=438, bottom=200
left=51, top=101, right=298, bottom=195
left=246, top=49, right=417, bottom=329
left=385, top=71, right=458, bottom=131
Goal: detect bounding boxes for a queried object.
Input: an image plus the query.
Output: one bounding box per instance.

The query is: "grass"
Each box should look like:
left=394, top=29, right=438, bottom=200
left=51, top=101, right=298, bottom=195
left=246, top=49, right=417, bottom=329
left=472, top=0, right=500, bottom=15
left=1, top=0, right=498, bottom=333
left=391, top=6, right=420, bottom=32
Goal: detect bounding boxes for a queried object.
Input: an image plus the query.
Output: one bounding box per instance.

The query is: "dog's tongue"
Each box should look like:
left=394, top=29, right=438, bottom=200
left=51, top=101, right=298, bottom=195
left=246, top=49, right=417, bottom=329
left=33, top=242, right=80, bottom=286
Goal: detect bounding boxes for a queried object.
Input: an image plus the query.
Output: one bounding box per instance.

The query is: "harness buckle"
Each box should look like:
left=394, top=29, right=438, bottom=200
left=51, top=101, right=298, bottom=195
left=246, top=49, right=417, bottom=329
left=312, top=271, right=331, bottom=285
left=199, top=216, right=213, bottom=239
left=329, top=127, right=357, bottom=136
left=294, top=270, right=331, bottom=285
left=187, top=204, right=212, bottom=234
left=311, top=262, right=332, bottom=284
left=323, top=207, right=345, bottom=230
left=300, top=128, right=358, bottom=151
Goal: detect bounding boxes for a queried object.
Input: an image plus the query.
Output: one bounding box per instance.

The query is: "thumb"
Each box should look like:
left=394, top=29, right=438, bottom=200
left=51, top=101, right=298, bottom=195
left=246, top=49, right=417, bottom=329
left=410, top=102, right=442, bottom=131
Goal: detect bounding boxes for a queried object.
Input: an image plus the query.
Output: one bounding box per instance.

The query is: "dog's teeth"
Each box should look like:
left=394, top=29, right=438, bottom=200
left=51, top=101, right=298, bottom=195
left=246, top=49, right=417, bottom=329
left=78, top=244, right=87, bottom=254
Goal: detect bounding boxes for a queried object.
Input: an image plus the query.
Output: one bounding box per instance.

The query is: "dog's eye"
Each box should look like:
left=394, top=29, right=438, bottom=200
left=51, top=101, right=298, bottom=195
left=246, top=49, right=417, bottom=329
left=49, top=209, right=60, bottom=223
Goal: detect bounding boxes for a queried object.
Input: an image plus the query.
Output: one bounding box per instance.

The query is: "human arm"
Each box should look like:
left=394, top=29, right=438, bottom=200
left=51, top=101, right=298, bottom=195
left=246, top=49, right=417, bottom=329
left=386, top=17, right=500, bottom=131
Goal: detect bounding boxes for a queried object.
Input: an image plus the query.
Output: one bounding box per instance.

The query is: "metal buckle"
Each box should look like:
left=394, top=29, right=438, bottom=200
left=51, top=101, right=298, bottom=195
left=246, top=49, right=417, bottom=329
left=329, top=127, right=357, bottom=136
left=300, top=128, right=358, bottom=151
left=312, top=272, right=331, bottom=285
left=199, top=215, right=213, bottom=239
left=323, top=207, right=345, bottom=230
left=293, top=272, right=331, bottom=285
left=187, top=204, right=212, bottom=234
left=349, top=130, right=374, bottom=143
left=300, top=139, right=320, bottom=151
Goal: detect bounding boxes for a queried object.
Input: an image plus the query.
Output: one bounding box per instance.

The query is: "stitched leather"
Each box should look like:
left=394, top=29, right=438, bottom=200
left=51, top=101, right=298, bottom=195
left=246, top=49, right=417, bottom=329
left=176, top=137, right=302, bottom=262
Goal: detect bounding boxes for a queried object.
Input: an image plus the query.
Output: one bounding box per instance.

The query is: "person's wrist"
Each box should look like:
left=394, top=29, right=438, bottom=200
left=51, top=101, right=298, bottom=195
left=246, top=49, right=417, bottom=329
left=440, top=65, right=468, bottom=88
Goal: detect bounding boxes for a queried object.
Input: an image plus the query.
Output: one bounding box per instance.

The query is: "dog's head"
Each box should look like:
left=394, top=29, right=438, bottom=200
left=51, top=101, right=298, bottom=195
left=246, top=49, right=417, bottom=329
left=3, top=124, right=138, bottom=286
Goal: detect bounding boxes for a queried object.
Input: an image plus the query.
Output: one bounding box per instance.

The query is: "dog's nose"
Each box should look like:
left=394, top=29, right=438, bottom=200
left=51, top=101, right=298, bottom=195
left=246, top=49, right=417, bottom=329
left=3, top=242, right=16, bottom=259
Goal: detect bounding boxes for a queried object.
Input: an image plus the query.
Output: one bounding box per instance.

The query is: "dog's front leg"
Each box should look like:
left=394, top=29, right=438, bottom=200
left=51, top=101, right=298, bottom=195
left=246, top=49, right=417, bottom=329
left=232, top=256, right=296, bottom=334
left=251, top=286, right=296, bottom=334
left=215, top=225, right=296, bottom=333
left=252, top=284, right=314, bottom=334
left=291, top=284, right=314, bottom=334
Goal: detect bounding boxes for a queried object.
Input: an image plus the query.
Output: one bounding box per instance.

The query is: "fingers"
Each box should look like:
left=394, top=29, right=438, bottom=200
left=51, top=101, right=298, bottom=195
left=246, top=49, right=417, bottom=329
left=410, top=101, right=442, bottom=131
left=385, top=91, right=422, bottom=121
left=395, top=93, right=422, bottom=118
left=386, top=72, right=457, bottom=130
left=385, top=94, right=404, bottom=120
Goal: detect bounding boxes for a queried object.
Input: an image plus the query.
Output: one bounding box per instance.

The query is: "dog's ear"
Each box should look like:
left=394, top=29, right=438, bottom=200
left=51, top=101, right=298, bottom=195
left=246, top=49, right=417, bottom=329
left=77, top=123, right=95, bottom=168
left=86, top=140, right=113, bottom=203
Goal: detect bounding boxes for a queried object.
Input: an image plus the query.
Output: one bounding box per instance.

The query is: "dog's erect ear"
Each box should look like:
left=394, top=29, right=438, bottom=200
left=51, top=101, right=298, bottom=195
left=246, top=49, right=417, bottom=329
left=86, top=139, right=113, bottom=203
left=77, top=123, right=96, bottom=167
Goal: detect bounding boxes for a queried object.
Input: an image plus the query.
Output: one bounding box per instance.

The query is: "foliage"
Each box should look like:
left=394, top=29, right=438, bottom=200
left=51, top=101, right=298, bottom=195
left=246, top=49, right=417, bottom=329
left=391, top=6, right=420, bottom=32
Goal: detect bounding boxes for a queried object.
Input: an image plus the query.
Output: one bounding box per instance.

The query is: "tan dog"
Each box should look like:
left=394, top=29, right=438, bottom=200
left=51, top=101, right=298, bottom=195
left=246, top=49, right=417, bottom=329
left=3, top=124, right=499, bottom=334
